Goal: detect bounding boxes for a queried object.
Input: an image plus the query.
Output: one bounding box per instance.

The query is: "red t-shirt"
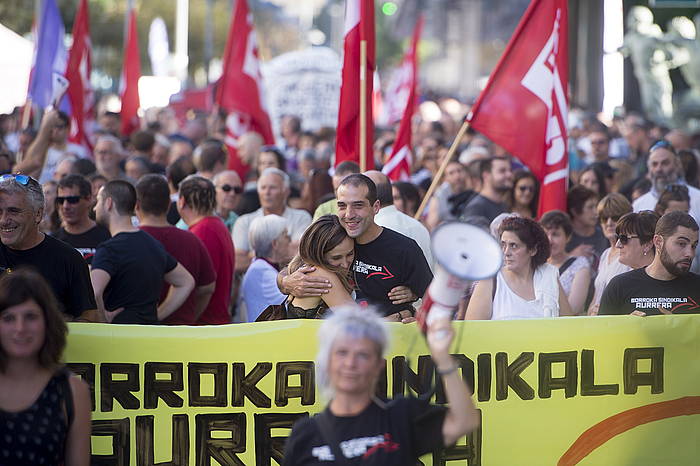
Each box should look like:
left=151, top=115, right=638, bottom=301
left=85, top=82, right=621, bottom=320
left=189, top=216, right=236, bottom=324
left=140, top=225, right=217, bottom=325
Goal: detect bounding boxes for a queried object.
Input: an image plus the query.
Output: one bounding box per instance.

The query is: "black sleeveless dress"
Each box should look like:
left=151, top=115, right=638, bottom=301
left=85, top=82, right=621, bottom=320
left=0, top=370, right=72, bottom=466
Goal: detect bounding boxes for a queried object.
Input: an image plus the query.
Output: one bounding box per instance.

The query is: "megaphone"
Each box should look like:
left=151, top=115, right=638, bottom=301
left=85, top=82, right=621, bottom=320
left=416, top=221, right=503, bottom=333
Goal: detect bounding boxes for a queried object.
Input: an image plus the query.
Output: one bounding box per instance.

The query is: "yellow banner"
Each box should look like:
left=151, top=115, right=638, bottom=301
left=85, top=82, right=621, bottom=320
left=66, top=316, right=700, bottom=465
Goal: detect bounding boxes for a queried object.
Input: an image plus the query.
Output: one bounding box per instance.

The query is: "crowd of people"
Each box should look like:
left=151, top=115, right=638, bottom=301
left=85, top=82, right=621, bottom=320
left=3, top=95, right=700, bottom=464
left=0, top=102, right=700, bottom=326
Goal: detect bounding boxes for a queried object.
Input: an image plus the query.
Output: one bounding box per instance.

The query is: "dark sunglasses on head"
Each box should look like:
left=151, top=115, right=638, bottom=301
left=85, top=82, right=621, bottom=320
left=219, top=184, right=243, bottom=194
left=0, top=174, right=30, bottom=185
left=615, top=233, right=639, bottom=245
left=650, top=140, right=676, bottom=154
left=56, top=196, right=82, bottom=205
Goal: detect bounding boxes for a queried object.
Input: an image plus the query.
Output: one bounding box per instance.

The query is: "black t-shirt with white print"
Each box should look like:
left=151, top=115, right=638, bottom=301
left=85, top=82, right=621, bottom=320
left=599, top=267, right=700, bottom=315
left=283, top=397, right=446, bottom=465
left=353, top=228, right=433, bottom=316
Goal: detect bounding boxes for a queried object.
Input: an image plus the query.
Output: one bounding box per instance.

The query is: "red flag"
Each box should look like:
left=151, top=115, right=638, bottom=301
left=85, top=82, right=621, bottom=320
left=335, top=0, right=375, bottom=170
left=215, top=0, right=274, bottom=181
left=65, top=0, right=94, bottom=153
left=120, top=7, right=141, bottom=137
left=467, top=0, right=568, bottom=216
left=382, top=16, right=423, bottom=181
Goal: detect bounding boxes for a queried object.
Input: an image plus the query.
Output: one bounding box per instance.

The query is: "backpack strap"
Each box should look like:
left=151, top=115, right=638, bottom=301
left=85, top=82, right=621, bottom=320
left=558, top=257, right=577, bottom=275
left=314, top=410, right=354, bottom=466
left=58, top=367, right=75, bottom=429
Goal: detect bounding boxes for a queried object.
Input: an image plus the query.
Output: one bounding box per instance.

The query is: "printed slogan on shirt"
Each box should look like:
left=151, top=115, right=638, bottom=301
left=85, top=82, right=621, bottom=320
left=65, top=316, right=700, bottom=465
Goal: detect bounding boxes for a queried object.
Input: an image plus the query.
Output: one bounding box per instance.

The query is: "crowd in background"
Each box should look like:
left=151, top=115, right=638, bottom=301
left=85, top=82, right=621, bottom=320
left=1, top=96, right=700, bottom=325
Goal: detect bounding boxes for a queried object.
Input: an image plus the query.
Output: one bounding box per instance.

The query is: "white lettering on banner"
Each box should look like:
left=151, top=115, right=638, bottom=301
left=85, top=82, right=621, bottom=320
left=520, top=9, right=567, bottom=183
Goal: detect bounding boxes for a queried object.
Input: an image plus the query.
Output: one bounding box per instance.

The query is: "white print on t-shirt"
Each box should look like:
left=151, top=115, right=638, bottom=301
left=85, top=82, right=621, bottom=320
left=631, top=297, right=688, bottom=309
left=354, top=260, right=395, bottom=280
left=311, top=434, right=396, bottom=461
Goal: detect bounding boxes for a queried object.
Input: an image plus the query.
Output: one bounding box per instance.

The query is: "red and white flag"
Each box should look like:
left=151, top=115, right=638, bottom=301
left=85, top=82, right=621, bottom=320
left=335, top=0, right=375, bottom=170
left=215, top=0, right=274, bottom=181
left=65, top=0, right=94, bottom=153
left=120, top=7, right=141, bottom=137
left=382, top=16, right=423, bottom=181
left=468, top=0, right=568, bottom=216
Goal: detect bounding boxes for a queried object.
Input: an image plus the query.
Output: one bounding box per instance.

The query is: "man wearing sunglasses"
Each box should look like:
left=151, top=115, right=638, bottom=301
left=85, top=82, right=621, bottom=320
left=632, top=141, right=700, bottom=222
left=213, top=170, right=243, bottom=233
left=600, top=211, right=700, bottom=316
left=53, top=174, right=111, bottom=264
left=0, top=174, right=96, bottom=320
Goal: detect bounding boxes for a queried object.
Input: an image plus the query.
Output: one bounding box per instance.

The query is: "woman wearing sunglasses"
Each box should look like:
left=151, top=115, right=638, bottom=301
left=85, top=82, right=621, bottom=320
left=615, top=211, right=659, bottom=270
left=508, top=170, right=539, bottom=219
left=588, top=194, right=634, bottom=315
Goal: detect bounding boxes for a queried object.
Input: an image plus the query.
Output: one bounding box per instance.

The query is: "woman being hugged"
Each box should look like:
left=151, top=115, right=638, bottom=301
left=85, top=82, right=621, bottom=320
left=281, top=215, right=356, bottom=319
left=283, top=307, right=479, bottom=465
left=466, top=216, right=573, bottom=320
left=0, top=269, right=91, bottom=466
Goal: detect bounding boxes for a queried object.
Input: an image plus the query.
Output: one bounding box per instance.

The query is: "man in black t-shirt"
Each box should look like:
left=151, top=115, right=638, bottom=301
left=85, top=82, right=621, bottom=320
left=459, top=156, right=513, bottom=224
left=91, top=180, right=194, bottom=324
left=280, top=175, right=432, bottom=320
left=336, top=175, right=432, bottom=318
left=53, top=174, right=110, bottom=264
left=600, top=211, right=700, bottom=316
left=0, top=174, right=95, bottom=319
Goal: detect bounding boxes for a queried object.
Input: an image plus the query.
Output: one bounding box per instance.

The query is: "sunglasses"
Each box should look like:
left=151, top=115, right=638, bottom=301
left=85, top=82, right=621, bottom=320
left=650, top=140, right=675, bottom=154
left=601, top=215, right=620, bottom=223
left=56, top=196, right=82, bottom=205
left=615, top=233, right=639, bottom=245
left=518, top=186, right=535, bottom=193
left=0, top=174, right=30, bottom=185
left=219, top=184, right=243, bottom=194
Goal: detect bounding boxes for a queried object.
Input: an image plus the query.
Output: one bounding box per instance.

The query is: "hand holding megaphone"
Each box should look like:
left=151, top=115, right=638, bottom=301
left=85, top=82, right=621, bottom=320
left=416, top=222, right=503, bottom=337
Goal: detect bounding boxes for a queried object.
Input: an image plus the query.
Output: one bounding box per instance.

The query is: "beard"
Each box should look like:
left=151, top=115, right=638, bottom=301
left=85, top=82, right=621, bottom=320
left=651, top=174, right=674, bottom=193
left=660, top=246, right=692, bottom=277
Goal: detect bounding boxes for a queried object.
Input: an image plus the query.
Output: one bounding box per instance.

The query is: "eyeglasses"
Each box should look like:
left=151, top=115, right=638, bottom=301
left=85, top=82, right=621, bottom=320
left=615, top=233, right=639, bottom=245
left=0, top=174, right=30, bottom=185
left=219, top=184, right=243, bottom=194
left=589, top=139, right=608, bottom=145
left=56, top=196, right=82, bottom=205
left=518, top=186, right=535, bottom=193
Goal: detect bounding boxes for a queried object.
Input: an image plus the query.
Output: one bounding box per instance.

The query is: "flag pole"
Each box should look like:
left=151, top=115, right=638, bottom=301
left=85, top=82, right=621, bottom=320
left=414, top=118, right=471, bottom=220
left=359, top=39, right=368, bottom=173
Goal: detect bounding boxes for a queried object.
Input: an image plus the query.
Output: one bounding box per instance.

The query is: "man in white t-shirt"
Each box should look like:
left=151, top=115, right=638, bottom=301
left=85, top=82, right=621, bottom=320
left=232, top=167, right=311, bottom=272
left=16, top=110, right=89, bottom=183
left=633, top=141, right=700, bottom=222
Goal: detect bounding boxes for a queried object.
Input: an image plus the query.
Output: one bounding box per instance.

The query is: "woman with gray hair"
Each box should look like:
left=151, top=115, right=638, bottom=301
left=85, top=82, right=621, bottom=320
left=283, top=307, right=479, bottom=465
left=239, top=214, right=291, bottom=322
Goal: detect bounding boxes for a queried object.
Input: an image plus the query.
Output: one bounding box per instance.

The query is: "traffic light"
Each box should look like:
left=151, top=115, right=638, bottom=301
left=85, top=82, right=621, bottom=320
left=381, top=1, right=398, bottom=16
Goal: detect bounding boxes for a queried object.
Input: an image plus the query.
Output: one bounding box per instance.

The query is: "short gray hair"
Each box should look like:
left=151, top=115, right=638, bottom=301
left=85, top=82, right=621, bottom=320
left=0, top=175, right=44, bottom=214
left=315, top=306, right=389, bottom=400
left=95, top=134, right=124, bottom=155
left=258, top=167, right=290, bottom=190
left=249, top=214, right=288, bottom=258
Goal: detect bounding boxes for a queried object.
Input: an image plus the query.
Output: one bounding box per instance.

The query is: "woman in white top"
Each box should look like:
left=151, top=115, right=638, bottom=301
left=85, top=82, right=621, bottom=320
left=540, top=210, right=591, bottom=315
left=587, top=194, right=632, bottom=315
left=466, top=216, right=573, bottom=320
